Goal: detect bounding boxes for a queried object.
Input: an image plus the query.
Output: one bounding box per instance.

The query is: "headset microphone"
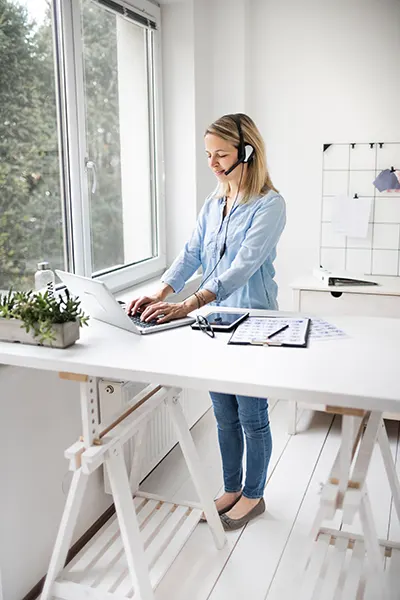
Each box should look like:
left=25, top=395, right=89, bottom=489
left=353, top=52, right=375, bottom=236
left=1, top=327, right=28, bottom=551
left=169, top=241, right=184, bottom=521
left=223, top=159, right=240, bottom=177
left=224, top=144, right=254, bottom=176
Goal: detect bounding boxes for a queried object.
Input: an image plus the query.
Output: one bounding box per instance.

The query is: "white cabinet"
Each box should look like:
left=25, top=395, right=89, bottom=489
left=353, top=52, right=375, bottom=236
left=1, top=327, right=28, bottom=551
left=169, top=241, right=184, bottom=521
left=296, top=289, right=400, bottom=318
left=289, top=275, right=400, bottom=433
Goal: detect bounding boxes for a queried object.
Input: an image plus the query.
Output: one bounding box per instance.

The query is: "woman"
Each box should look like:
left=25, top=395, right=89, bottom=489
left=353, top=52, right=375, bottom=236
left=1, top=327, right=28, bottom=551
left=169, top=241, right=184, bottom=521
left=128, top=113, right=286, bottom=529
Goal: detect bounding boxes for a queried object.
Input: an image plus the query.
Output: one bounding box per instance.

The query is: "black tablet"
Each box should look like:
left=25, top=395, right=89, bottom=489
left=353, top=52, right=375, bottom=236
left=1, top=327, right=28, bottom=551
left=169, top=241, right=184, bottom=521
left=191, top=311, right=249, bottom=332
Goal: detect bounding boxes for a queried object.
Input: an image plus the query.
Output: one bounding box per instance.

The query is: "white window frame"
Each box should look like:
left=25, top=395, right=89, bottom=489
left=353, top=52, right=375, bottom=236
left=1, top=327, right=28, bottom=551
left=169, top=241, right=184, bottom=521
left=56, top=0, right=166, bottom=292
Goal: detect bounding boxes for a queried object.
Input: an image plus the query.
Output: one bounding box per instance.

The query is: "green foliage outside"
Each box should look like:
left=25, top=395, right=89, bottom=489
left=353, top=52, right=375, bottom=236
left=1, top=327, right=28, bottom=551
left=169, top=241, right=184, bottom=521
left=0, top=0, right=125, bottom=291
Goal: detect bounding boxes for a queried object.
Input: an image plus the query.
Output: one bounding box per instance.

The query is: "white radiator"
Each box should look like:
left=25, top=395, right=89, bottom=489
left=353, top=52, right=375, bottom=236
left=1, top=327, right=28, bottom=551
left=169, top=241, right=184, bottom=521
left=99, top=380, right=211, bottom=493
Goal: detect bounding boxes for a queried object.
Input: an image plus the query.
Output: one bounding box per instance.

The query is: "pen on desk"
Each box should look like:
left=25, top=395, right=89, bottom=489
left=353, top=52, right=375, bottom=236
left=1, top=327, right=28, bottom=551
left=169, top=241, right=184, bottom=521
left=267, top=324, right=289, bottom=339
left=249, top=324, right=290, bottom=346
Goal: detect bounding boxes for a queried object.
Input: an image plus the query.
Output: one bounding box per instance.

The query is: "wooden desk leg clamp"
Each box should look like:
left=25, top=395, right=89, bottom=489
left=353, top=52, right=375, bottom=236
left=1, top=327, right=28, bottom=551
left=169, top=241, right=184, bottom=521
left=301, top=409, right=400, bottom=600
left=41, top=376, right=226, bottom=600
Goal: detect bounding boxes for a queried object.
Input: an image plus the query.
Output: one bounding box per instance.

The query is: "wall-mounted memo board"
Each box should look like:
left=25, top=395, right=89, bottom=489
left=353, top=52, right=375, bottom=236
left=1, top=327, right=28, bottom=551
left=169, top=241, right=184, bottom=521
left=319, top=142, right=400, bottom=276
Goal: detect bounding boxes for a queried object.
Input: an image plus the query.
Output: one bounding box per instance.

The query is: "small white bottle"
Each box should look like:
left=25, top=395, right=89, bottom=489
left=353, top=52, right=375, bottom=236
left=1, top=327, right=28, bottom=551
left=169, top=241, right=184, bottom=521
left=34, top=261, right=55, bottom=296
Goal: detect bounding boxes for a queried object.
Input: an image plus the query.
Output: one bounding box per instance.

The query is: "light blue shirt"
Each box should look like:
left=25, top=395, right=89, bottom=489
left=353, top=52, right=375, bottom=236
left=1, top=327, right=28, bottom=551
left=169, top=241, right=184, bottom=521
left=162, top=189, right=286, bottom=310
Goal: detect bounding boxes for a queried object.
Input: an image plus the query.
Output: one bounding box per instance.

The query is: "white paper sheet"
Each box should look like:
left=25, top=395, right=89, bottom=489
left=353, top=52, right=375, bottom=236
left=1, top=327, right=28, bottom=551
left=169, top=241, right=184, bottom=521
left=229, top=317, right=309, bottom=346
left=309, top=319, right=349, bottom=341
left=331, top=194, right=372, bottom=238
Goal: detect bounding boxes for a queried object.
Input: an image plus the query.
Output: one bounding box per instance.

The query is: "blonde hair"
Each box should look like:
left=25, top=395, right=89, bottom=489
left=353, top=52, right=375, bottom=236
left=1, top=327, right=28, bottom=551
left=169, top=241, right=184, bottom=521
left=205, top=113, right=277, bottom=204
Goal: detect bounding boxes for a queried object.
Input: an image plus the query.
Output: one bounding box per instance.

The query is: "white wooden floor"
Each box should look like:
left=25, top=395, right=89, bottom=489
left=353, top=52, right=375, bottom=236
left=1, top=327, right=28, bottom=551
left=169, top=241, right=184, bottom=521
left=139, top=401, right=400, bottom=600
left=50, top=401, right=400, bottom=600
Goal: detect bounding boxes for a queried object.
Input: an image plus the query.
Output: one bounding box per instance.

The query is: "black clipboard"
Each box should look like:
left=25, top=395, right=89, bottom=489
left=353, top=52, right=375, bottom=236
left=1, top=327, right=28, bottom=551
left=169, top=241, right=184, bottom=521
left=227, top=316, right=311, bottom=348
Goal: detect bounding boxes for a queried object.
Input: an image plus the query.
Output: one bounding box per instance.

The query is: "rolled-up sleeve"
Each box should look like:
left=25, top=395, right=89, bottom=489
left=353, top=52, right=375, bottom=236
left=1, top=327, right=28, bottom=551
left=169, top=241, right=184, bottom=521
left=161, top=203, right=207, bottom=294
left=203, top=194, right=286, bottom=302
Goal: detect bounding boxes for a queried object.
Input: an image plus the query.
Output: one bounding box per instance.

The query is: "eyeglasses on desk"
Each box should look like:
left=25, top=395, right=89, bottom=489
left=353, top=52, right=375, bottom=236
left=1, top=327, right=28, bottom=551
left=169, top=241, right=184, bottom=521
left=196, top=315, right=215, bottom=338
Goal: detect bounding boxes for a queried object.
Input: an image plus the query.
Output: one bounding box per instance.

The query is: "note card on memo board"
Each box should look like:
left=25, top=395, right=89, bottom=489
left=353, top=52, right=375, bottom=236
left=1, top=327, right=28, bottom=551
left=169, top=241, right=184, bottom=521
left=320, top=142, right=400, bottom=277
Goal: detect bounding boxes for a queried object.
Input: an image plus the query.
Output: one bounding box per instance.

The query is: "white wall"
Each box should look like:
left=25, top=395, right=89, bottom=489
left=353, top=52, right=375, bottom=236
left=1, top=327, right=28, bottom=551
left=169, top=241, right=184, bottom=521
left=246, top=0, right=400, bottom=308
left=210, top=0, right=247, bottom=116
left=193, top=0, right=215, bottom=208
left=0, top=367, right=112, bottom=600
left=161, top=0, right=249, bottom=265
left=161, top=0, right=400, bottom=308
left=161, top=1, right=198, bottom=264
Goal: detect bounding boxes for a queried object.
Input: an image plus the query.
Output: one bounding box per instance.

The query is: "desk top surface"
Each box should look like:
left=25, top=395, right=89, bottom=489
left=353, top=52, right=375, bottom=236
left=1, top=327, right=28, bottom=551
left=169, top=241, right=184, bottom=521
left=0, top=308, right=399, bottom=413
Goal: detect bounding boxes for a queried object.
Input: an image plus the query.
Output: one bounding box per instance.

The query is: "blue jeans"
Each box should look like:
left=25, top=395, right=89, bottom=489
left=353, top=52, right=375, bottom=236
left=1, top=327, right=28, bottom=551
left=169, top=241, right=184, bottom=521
left=209, top=392, right=272, bottom=499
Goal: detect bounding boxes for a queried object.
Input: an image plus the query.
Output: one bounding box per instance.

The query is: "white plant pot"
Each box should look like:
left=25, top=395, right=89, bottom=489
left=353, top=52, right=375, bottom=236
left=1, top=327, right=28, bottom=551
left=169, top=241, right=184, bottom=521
left=0, top=318, right=80, bottom=348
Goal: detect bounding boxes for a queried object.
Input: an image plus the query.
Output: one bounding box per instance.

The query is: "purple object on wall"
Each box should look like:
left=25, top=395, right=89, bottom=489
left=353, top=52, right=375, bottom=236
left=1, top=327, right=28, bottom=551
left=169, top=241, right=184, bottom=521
left=373, top=169, right=400, bottom=192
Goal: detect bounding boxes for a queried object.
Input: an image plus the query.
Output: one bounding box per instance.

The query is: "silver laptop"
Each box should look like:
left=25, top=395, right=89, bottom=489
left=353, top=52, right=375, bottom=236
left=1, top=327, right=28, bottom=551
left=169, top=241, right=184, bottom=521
left=56, top=270, right=195, bottom=335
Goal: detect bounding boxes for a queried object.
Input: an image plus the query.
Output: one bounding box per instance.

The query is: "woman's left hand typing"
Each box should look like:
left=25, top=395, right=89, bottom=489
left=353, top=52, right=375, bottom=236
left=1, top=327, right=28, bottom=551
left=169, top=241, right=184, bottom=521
left=140, top=300, right=190, bottom=323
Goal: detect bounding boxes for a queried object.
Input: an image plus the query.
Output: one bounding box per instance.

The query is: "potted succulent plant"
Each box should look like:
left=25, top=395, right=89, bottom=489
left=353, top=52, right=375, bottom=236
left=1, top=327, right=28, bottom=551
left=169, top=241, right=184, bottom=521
left=0, top=289, right=89, bottom=348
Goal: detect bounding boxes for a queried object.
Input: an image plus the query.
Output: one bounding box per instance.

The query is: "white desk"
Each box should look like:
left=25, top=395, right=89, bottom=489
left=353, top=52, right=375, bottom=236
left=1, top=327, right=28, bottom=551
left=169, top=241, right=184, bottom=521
left=1, top=308, right=400, bottom=598
left=1, top=309, right=400, bottom=414
left=290, top=275, right=400, bottom=433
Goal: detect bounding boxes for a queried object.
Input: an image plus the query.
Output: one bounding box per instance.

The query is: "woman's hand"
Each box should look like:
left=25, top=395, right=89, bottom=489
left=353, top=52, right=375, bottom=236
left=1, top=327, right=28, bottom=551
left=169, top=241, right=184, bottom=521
left=127, top=294, right=163, bottom=316
left=140, top=301, right=190, bottom=324
left=127, top=283, right=175, bottom=316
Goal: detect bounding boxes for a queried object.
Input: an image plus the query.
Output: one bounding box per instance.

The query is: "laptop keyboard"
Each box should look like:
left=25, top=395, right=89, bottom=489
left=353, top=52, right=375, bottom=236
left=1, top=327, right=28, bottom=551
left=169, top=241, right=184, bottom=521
left=129, top=313, right=160, bottom=328
left=118, top=301, right=162, bottom=328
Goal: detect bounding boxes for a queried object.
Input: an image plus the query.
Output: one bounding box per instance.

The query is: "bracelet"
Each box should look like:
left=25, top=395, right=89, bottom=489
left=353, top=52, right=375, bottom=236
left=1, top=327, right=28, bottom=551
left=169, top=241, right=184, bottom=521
left=193, top=292, right=201, bottom=310
left=197, top=290, right=207, bottom=307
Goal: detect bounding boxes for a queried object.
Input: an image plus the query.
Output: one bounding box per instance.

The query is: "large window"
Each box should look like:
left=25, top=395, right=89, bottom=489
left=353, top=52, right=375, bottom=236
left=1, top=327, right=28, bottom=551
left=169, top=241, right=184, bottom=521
left=81, top=0, right=157, bottom=275
left=0, top=0, right=164, bottom=292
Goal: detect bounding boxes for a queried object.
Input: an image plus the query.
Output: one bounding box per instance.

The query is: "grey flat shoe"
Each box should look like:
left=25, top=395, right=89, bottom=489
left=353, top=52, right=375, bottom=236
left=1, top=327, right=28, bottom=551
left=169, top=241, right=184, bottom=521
left=220, top=497, right=266, bottom=531
left=199, top=493, right=242, bottom=522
